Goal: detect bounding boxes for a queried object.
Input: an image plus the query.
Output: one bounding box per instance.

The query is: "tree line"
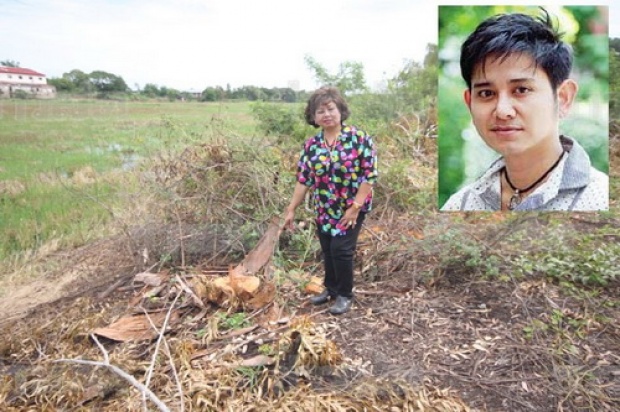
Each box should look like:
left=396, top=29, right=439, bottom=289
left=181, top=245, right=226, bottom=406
left=3, top=46, right=437, bottom=105
left=2, top=36, right=617, bottom=109
left=42, top=69, right=302, bottom=102
left=0, top=60, right=302, bottom=102
left=48, top=69, right=129, bottom=96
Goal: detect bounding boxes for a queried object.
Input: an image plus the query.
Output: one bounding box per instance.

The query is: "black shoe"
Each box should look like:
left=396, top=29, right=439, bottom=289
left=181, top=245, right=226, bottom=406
left=310, top=290, right=332, bottom=305
left=329, top=296, right=352, bottom=315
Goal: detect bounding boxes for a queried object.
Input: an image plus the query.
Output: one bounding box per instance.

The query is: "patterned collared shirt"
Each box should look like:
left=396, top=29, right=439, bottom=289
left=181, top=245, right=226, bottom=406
left=441, top=136, right=608, bottom=211
left=297, top=125, right=378, bottom=235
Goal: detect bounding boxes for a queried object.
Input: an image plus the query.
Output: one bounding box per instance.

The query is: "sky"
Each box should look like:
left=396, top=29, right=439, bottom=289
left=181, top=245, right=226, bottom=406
left=1, top=0, right=617, bottom=92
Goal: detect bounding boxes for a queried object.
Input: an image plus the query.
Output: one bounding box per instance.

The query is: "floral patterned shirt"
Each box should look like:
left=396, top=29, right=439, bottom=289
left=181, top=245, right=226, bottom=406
left=297, top=125, right=378, bottom=236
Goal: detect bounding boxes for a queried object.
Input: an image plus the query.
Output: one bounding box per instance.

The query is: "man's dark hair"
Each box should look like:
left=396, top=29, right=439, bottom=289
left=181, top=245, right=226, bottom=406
left=460, top=9, right=573, bottom=91
left=304, top=86, right=350, bottom=128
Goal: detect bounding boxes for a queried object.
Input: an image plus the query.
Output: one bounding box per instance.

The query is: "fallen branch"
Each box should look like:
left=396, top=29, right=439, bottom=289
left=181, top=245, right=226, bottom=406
left=143, top=292, right=184, bottom=412
left=384, top=318, right=413, bottom=333
left=361, top=225, right=388, bottom=245
left=355, top=289, right=403, bottom=297
left=55, top=334, right=170, bottom=412
left=98, top=276, right=132, bottom=300
left=175, top=273, right=206, bottom=308
left=174, top=204, right=186, bottom=268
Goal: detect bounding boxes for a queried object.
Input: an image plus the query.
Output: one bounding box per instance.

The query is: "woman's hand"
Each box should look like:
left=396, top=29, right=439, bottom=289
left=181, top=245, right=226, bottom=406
left=283, top=207, right=296, bottom=231
left=339, top=206, right=360, bottom=229
left=283, top=182, right=309, bottom=231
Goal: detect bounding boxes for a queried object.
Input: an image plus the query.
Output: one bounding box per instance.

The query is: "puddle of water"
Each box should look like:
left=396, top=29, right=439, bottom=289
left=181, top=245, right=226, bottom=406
left=83, top=143, right=142, bottom=171
left=122, top=153, right=141, bottom=171
left=108, top=143, right=122, bottom=152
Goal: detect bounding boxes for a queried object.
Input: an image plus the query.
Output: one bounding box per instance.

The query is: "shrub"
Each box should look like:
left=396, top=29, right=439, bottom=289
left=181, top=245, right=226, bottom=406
left=513, top=232, right=620, bottom=287
left=12, top=89, right=30, bottom=99
left=250, top=102, right=313, bottom=144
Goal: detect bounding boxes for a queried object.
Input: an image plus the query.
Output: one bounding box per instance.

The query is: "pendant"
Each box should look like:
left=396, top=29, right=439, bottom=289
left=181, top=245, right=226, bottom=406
left=508, top=192, right=521, bottom=210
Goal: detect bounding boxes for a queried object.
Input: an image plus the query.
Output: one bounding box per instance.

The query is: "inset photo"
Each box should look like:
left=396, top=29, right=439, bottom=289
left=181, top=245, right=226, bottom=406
left=438, top=6, right=609, bottom=211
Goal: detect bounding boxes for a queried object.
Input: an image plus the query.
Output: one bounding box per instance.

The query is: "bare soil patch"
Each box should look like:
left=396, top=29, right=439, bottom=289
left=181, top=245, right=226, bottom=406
left=0, top=214, right=618, bottom=411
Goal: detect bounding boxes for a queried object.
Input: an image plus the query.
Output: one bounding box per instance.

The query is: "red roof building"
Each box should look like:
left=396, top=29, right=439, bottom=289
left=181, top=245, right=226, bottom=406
left=0, top=66, right=56, bottom=99
left=0, top=67, right=46, bottom=77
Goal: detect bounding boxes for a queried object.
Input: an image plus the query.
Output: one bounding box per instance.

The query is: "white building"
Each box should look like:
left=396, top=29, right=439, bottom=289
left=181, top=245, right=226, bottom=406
left=0, top=67, right=56, bottom=99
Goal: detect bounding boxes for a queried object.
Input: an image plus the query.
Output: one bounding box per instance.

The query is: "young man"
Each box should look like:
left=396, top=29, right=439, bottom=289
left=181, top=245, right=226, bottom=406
left=441, top=10, right=608, bottom=211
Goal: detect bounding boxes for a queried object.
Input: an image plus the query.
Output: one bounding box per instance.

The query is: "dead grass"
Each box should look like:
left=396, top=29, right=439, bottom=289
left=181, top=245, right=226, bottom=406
left=1, top=208, right=618, bottom=411
left=1, top=118, right=618, bottom=411
left=0, top=256, right=471, bottom=410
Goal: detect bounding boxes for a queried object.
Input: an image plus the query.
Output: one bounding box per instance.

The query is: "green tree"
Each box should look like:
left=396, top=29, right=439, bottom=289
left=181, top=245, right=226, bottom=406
left=164, top=87, right=181, bottom=101
left=237, top=85, right=264, bottom=101
left=388, top=43, right=438, bottom=113
left=1, top=60, right=20, bottom=67
left=214, top=86, right=226, bottom=100
left=350, top=44, right=438, bottom=128
left=47, top=77, right=75, bottom=92
left=62, top=69, right=93, bottom=93
left=142, top=83, right=160, bottom=97
left=611, top=38, right=620, bottom=54
left=201, top=86, right=220, bottom=101
left=280, top=87, right=297, bottom=103
left=89, top=71, right=128, bottom=93
left=304, top=55, right=368, bottom=95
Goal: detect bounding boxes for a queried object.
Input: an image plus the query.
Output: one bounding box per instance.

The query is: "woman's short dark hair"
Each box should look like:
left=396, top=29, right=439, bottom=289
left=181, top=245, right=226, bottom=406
left=304, top=86, right=350, bottom=128
left=460, top=9, right=573, bottom=92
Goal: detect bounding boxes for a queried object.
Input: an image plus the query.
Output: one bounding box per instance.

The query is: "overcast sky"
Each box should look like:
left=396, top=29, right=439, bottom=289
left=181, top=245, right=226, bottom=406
left=1, top=0, right=617, bottom=92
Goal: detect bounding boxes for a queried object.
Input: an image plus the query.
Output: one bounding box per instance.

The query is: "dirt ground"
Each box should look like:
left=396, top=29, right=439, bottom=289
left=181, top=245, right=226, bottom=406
left=0, top=130, right=618, bottom=411
left=0, top=213, right=618, bottom=411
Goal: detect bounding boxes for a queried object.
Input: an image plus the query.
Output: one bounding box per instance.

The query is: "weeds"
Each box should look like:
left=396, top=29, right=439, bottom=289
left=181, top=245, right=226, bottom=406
left=522, top=308, right=596, bottom=342
left=258, top=343, right=275, bottom=356
left=217, top=312, right=251, bottom=330
left=513, top=234, right=620, bottom=287
left=233, top=366, right=264, bottom=390
left=419, top=224, right=505, bottom=283
left=275, top=223, right=319, bottom=271
left=251, top=101, right=313, bottom=145
left=0, top=179, right=121, bottom=264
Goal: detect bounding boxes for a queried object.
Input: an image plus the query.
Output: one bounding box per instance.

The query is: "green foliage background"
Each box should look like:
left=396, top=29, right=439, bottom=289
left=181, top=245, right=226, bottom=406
left=438, top=5, right=609, bottom=208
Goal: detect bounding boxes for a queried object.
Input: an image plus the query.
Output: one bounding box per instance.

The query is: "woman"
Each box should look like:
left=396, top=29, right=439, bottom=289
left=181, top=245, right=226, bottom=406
left=283, top=86, right=378, bottom=315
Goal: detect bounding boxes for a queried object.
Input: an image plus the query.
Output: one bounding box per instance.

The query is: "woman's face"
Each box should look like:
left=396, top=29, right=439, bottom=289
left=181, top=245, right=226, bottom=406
left=314, top=100, right=341, bottom=130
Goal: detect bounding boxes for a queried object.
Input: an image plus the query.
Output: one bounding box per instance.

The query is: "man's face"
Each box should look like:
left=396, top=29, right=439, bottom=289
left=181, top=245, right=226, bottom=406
left=464, top=53, right=573, bottom=159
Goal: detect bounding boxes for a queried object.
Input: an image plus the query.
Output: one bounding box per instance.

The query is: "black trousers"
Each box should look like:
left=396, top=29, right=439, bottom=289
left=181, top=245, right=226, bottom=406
left=316, top=212, right=365, bottom=298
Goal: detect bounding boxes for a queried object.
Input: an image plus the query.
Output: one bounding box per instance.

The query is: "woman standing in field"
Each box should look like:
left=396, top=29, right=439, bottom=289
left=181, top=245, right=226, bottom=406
left=283, top=86, right=378, bottom=315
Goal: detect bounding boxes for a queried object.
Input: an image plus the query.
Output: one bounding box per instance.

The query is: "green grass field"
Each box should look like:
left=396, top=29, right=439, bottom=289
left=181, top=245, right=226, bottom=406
left=0, top=99, right=257, bottom=265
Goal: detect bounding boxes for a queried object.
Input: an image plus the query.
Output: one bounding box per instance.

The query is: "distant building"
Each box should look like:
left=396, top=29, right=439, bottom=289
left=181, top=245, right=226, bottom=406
left=0, top=67, right=56, bottom=99
left=182, top=89, right=202, bottom=100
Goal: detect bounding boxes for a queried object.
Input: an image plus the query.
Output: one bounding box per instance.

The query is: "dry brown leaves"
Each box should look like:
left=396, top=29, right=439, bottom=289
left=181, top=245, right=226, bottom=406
left=0, top=215, right=472, bottom=411
left=93, top=218, right=282, bottom=342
